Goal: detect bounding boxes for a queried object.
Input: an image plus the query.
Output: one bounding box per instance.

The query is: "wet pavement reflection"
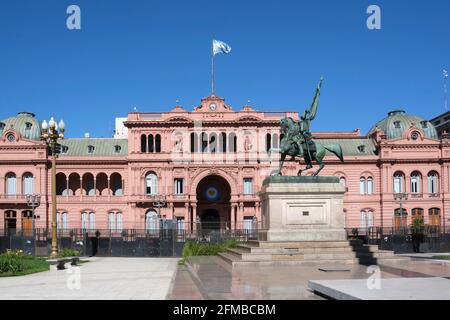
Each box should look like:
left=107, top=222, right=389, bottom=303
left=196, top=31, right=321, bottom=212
left=169, top=256, right=450, bottom=300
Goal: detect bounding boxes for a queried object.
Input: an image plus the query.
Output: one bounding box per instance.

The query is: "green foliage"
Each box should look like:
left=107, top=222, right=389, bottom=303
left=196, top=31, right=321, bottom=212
left=59, top=248, right=80, bottom=258
left=0, top=250, right=49, bottom=276
left=179, top=239, right=238, bottom=265
left=410, top=219, right=425, bottom=234
left=431, top=255, right=450, bottom=260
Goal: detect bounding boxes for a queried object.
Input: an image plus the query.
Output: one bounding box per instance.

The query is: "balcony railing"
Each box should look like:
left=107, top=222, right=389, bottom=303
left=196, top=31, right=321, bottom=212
left=0, top=194, right=41, bottom=204
left=429, top=193, right=440, bottom=198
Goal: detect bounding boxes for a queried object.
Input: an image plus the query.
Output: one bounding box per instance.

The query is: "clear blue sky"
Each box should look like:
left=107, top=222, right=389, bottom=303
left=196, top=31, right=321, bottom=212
left=1, top=0, right=449, bottom=138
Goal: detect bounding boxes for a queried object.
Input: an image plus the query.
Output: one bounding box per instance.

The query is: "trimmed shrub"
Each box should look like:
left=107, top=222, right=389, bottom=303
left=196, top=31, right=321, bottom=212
left=0, top=250, right=49, bottom=276
left=179, top=239, right=238, bottom=265
left=59, top=248, right=80, bottom=258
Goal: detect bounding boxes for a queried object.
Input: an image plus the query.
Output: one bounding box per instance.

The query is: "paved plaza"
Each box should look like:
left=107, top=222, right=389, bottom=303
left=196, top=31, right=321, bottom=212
left=2, top=256, right=450, bottom=300
left=0, top=257, right=178, bottom=300
left=169, top=256, right=450, bottom=300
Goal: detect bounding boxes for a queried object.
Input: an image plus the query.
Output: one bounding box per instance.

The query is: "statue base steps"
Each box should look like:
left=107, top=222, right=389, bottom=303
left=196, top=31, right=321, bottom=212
left=217, top=176, right=407, bottom=267
left=218, top=240, right=407, bottom=267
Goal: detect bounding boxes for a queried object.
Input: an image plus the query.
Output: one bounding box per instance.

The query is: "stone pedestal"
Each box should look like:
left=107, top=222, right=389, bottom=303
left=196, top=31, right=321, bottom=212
left=258, top=176, right=346, bottom=242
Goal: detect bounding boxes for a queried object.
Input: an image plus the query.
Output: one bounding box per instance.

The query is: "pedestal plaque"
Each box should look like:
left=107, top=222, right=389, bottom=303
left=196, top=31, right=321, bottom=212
left=258, top=176, right=346, bottom=242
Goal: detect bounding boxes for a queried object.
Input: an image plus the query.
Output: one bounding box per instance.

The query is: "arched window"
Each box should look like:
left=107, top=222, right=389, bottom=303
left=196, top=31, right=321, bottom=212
left=394, top=208, right=407, bottom=229
left=272, top=133, right=279, bottom=149
left=411, top=172, right=421, bottom=194
left=145, top=172, right=158, bottom=195
left=5, top=173, right=16, bottom=195
left=155, top=134, right=161, bottom=153
left=360, top=210, right=374, bottom=229
left=429, top=208, right=441, bottom=226
left=359, top=177, right=366, bottom=195
left=145, top=210, right=159, bottom=233
left=140, top=134, right=147, bottom=153
left=412, top=208, right=424, bottom=223
left=108, top=211, right=123, bottom=232
left=22, top=173, right=34, bottom=195
left=209, top=133, right=217, bottom=153
left=367, top=177, right=374, bottom=194
left=428, top=171, right=439, bottom=194
left=82, top=211, right=95, bottom=231
left=148, top=134, right=154, bottom=153
left=96, top=173, right=108, bottom=196
left=339, top=177, right=346, bottom=187
left=220, top=132, right=227, bottom=152
left=201, top=132, right=208, bottom=152
left=57, top=211, right=69, bottom=230
left=190, top=133, right=198, bottom=153
left=82, top=173, right=95, bottom=196
left=393, top=172, right=405, bottom=194
left=266, top=133, right=271, bottom=152
left=228, top=133, right=236, bottom=153
left=56, top=173, right=68, bottom=196
left=110, top=173, right=123, bottom=196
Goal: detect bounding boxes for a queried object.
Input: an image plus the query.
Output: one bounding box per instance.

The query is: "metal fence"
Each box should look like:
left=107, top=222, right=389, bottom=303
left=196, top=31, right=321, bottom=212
left=346, top=227, right=450, bottom=253
left=0, top=221, right=261, bottom=257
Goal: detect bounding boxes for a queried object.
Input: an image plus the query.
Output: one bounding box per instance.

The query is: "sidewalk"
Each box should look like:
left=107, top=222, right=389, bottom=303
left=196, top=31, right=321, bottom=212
left=0, top=257, right=178, bottom=300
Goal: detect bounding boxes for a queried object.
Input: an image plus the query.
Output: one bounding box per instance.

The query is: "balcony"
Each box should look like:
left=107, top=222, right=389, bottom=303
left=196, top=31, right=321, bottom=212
left=240, top=194, right=259, bottom=201
left=56, top=195, right=124, bottom=203
left=429, top=193, right=440, bottom=198
left=0, top=194, right=41, bottom=205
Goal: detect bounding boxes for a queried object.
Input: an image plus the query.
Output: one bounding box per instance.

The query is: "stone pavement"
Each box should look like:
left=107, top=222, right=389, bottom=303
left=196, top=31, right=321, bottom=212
left=168, top=256, right=450, bottom=300
left=0, top=257, right=178, bottom=300
left=309, top=277, right=450, bottom=300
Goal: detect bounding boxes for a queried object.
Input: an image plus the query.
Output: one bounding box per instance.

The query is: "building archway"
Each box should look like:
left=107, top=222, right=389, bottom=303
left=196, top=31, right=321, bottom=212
left=196, top=175, right=231, bottom=230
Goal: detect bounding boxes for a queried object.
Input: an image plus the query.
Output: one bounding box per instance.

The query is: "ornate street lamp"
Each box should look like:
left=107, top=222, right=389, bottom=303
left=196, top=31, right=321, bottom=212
left=25, top=194, right=41, bottom=237
left=151, top=194, right=167, bottom=229
left=41, top=117, right=65, bottom=258
left=394, top=192, right=408, bottom=231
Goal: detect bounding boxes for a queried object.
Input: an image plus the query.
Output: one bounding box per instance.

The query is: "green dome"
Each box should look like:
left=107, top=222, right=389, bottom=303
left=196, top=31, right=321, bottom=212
left=0, top=112, right=42, bottom=141
left=368, top=110, right=438, bottom=140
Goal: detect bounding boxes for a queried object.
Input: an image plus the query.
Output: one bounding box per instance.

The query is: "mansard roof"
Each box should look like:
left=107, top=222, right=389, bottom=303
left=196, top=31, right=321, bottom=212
left=59, top=138, right=128, bottom=157
left=315, top=138, right=377, bottom=156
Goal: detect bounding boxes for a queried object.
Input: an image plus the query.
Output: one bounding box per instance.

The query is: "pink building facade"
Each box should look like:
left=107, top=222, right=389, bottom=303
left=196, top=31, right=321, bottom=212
left=0, top=96, right=448, bottom=233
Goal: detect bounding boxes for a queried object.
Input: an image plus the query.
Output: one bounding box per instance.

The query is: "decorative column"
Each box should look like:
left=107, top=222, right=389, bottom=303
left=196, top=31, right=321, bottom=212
left=93, top=176, right=97, bottom=199
left=66, top=177, right=69, bottom=199
left=0, top=175, right=4, bottom=195
left=230, top=203, right=236, bottom=230
left=184, top=203, right=190, bottom=232
left=192, top=204, right=197, bottom=232
left=238, top=203, right=244, bottom=228
left=79, top=177, right=83, bottom=200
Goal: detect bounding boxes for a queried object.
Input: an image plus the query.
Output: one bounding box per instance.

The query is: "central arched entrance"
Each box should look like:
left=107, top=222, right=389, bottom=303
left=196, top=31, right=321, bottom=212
left=196, top=175, right=231, bottom=231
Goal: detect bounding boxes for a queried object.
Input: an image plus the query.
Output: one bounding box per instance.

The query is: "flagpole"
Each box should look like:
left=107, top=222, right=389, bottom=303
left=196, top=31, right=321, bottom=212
left=444, top=69, right=448, bottom=111
left=211, top=38, right=215, bottom=95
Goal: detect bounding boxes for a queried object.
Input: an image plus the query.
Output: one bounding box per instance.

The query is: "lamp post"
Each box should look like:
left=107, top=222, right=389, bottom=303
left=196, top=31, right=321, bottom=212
left=151, top=194, right=167, bottom=229
left=25, top=194, right=41, bottom=237
left=41, top=117, right=65, bottom=258
left=394, top=192, right=408, bottom=232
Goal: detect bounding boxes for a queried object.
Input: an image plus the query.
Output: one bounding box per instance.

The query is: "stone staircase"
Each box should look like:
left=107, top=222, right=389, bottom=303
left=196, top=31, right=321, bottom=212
left=218, top=239, right=408, bottom=267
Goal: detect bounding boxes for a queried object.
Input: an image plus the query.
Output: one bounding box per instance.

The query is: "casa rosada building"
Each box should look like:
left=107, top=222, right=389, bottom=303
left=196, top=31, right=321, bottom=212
left=0, top=94, right=449, bottom=234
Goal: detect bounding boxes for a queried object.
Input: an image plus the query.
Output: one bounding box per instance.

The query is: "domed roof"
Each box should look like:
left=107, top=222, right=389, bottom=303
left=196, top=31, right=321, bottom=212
left=368, top=110, right=438, bottom=140
left=0, top=112, right=42, bottom=141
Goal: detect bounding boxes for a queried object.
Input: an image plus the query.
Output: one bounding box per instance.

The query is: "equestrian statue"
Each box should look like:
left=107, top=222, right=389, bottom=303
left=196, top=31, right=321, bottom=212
left=269, top=77, right=344, bottom=177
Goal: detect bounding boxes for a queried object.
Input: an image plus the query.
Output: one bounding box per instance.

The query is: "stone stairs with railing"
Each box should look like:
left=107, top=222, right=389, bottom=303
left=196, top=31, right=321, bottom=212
left=218, top=239, right=408, bottom=267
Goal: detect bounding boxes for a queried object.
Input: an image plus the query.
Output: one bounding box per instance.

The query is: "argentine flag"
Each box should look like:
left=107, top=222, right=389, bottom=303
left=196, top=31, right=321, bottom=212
left=213, top=39, right=232, bottom=56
